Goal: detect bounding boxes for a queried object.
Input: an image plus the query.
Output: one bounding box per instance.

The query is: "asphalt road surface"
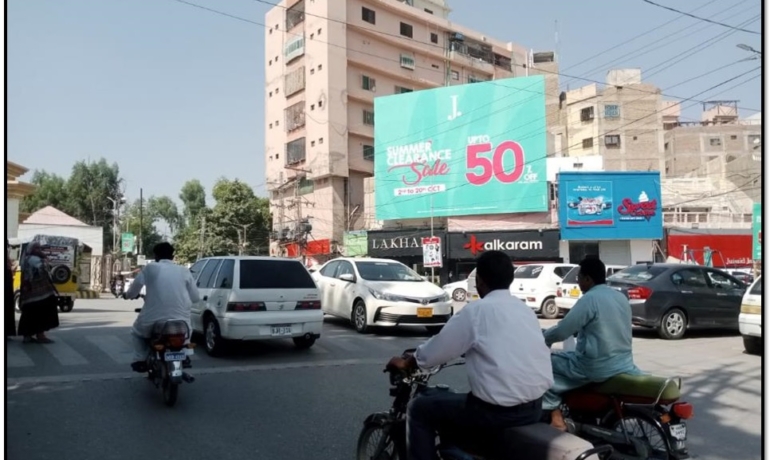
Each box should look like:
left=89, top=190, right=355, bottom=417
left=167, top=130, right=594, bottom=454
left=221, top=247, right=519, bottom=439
left=6, top=299, right=762, bottom=460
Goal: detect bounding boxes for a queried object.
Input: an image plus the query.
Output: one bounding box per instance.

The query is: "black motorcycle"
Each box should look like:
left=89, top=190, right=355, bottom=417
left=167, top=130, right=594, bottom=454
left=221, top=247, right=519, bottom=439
left=356, top=348, right=613, bottom=460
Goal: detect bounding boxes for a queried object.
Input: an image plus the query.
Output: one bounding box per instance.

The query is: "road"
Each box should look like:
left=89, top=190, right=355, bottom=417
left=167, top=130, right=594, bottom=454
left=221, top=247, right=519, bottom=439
left=6, top=299, right=762, bottom=460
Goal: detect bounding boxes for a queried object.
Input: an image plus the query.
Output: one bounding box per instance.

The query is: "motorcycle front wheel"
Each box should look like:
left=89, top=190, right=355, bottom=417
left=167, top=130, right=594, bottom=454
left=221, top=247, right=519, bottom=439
left=162, top=381, right=179, bottom=407
left=357, top=423, right=398, bottom=460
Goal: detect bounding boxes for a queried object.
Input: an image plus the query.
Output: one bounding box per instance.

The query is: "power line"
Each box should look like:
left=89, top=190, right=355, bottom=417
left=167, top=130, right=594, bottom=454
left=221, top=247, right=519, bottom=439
left=641, top=0, right=761, bottom=35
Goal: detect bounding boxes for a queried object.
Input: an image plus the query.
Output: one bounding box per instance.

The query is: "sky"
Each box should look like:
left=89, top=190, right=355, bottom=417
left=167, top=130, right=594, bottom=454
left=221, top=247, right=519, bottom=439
left=7, top=0, right=763, bottom=208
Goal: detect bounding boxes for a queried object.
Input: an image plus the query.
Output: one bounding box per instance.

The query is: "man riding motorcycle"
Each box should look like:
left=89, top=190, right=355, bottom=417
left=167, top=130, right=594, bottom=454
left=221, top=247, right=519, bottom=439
left=542, top=257, right=642, bottom=430
left=386, top=250, right=553, bottom=460
left=125, top=242, right=200, bottom=373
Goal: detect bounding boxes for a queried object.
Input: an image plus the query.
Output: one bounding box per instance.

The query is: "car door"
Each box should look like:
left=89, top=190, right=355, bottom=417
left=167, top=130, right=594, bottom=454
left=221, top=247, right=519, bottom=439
left=704, top=269, right=746, bottom=327
left=669, top=268, right=716, bottom=326
left=188, top=259, right=210, bottom=332
left=317, top=261, right=341, bottom=315
left=196, top=258, right=223, bottom=316
left=334, top=261, right=359, bottom=317
left=209, top=258, right=235, bottom=315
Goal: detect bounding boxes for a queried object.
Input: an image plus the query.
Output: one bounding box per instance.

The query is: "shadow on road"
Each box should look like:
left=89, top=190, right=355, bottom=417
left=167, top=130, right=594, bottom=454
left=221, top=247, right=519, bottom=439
left=322, top=316, right=434, bottom=338
left=632, top=327, right=741, bottom=340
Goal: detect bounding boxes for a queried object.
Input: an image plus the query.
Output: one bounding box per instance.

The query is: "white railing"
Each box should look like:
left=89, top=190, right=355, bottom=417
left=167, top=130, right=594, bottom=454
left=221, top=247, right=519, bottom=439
left=663, top=212, right=752, bottom=229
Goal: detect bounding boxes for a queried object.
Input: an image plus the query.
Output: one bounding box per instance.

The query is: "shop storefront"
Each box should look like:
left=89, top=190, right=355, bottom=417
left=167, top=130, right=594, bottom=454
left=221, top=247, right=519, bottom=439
left=446, top=230, right=562, bottom=280
left=666, top=229, right=753, bottom=268
left=366, top=229, right=448, bottom=282
left=558, top=171, right=663, bottom=266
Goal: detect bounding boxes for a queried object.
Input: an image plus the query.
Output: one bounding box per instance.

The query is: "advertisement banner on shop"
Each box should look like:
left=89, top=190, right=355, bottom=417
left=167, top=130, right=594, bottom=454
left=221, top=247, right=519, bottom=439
left=422, top=237, right=442, bottom=268
left=559, top=171, right=663, bottom=240
left=368, top=230, right=446, bottom=258
left=373, top=76, right=549, bottom=220
left=752, top=202, right=761, bottom=260
left=447, top=230, right=560, bottom=260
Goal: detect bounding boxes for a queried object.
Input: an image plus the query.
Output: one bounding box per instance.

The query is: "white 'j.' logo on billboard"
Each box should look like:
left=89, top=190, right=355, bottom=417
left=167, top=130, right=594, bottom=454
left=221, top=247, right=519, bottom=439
left=448, top=95, right=462, bottom=120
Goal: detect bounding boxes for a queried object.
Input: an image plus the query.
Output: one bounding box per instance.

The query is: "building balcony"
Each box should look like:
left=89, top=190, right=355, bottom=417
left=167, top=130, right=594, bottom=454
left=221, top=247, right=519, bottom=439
left=448, top=50, right=494, bottom=74
left=663, top=211, right=752, bottom=230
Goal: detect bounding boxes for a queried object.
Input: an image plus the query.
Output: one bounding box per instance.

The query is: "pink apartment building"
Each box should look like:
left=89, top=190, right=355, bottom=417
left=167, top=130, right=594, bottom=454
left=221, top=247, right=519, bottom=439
left=264, top=0, right=536, bottom=259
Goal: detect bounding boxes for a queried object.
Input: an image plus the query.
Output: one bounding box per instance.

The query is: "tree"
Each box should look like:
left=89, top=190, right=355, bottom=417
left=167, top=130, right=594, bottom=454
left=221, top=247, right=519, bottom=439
left=122, top=199, right=163, bottom=258
left=20, top=171, right=72, bottom=214
left=148, top=196, right=181, bottom=234
left=66, top=159, right=122, bottom=251
left=179, top=179, right=207, bottom=228
left=209, top=178, right=271, bottom=256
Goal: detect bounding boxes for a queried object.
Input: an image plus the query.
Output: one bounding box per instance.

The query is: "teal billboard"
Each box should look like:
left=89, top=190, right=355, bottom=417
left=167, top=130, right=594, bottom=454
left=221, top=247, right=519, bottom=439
left=373, top=76, right=548, bottom=220
left=753, top=202, right=761, bottom=260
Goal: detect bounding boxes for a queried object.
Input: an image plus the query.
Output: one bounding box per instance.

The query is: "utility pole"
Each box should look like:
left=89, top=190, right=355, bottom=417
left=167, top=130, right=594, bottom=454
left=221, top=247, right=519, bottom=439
left=138, top=188, right=144, bottom=256
left=198, top=214, right=206, bottom=260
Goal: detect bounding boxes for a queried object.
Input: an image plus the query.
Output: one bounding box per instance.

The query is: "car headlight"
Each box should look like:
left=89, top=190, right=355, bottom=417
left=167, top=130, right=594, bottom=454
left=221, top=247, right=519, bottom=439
left=368, top=289, right=406, bottom=302
left=439, top=293, right=451, bottom=302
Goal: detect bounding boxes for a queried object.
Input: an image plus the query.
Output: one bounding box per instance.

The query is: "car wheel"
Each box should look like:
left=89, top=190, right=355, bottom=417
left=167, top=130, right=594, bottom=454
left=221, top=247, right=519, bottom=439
left=540, top=298, right=559, bottom=319
left=14, top=291, right=20, bottom=313
left=658, top=308, right=687, bottom=340
left=352, top=300, right=369, bottom=334
left=743, top=336, right=762, bottom=355
left=204, top=316, right=226, bottom=357
left=452, top=288, right=467, bottom=302
left=293, top=335, right=316, bottom=349
left=59, top=298, right=74, bottom=313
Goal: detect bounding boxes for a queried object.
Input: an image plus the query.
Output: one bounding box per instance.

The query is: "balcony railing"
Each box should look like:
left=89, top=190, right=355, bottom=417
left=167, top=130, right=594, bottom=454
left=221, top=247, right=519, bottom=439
left=663, top=211, right=752, bottom=229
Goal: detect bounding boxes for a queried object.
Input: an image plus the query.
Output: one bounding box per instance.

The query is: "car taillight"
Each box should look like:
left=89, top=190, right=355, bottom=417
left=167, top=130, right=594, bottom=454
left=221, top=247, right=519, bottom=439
left=165, top=333, right=187, bottom=349
left=556, top=288, right=563, bottom=297
left=296, top=300, right=322, bottom=310
left=627, top=286, right=653, bottom=300
left=671, top=402, right=694, bottom=420
left=227, top=302, right=266, bottom=312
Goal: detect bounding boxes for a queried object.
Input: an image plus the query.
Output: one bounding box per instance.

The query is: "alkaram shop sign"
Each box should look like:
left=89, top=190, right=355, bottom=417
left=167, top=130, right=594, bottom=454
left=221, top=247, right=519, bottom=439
left=373, top=76, right=549, bottom=220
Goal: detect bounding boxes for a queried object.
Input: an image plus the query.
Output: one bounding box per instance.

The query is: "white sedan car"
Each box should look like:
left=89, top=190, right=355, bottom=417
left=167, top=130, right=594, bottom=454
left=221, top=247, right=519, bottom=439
left=739, top=275, right=762, bottom=355
left=312, top=257, right=453, bottom=334
left=442, top=279, right=468, bottom=302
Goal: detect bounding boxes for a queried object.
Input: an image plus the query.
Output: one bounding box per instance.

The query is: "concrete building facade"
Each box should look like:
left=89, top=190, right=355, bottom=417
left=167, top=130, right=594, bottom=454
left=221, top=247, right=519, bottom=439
left=6, top=161, right=36, bottom=239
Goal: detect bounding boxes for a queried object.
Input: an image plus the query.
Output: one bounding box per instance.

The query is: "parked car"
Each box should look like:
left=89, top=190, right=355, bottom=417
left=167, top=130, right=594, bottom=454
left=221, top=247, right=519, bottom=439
left=606, top=263, right=748, bottom=340
left=739, top=275, right=762, bottom=355
left=555, top=265, right=627, bottom=314
left=188, top=256, right=323, bottom=356
left=312, top=257, right=452, bottom=334
left=442, top=279, right=468, bottom=302
left=511, top=263, right=577, bottom=319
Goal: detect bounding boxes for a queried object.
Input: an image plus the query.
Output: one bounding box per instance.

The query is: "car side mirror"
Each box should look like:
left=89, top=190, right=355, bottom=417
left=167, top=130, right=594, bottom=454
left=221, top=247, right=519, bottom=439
left=339, top=273, right=356, bottom=282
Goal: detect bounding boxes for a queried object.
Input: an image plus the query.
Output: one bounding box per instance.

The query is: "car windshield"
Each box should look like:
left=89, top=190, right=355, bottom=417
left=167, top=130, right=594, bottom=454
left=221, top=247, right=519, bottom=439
left=514, top=265, right=543, bottom=279
left=355, top=261, right=423, bottom=282
left=561, top=267, right=580, bottom=284
left=750, top=276, right=762, bottom=295
left=609, top=265, right=667, bottom=282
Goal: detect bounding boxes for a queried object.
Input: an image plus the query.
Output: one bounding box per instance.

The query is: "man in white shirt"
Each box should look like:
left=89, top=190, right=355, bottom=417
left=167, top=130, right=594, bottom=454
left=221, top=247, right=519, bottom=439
left=125, top=242, right=200, bottom=373
left=387, top=251, right=554, bottom=460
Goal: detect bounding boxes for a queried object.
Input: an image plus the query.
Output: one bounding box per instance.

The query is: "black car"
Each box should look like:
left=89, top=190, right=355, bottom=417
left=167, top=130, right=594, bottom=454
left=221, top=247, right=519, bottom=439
left=606, top=263, right=748, bottom=340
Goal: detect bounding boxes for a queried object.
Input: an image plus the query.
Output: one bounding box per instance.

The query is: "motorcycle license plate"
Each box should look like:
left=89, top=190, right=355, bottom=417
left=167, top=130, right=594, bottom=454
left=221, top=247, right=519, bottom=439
left=669, top=423, right=687, bottom=440
left=164, top=351, right=186, bottom=361
left=417, top=308, right=433, bottom=318
left=271, top=325, right=292, bottom=336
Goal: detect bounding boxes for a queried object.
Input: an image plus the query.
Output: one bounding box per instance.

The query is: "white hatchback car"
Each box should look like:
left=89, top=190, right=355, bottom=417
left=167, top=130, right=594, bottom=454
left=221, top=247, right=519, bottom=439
left=511, top=263, right=577, bottom=319
left=188, top=256, right=323, bottom=356
left=555, top=265, right=627, bottom=314
left=312, top=257, right=452, bottom=334
left=442, top=279, right=469, bottom=302
left=739, top=275, right=762, bottom=355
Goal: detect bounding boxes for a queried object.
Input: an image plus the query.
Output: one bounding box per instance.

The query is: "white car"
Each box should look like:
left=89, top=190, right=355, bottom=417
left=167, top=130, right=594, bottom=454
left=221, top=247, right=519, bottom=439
left=739, top=275, right=762, bottom=355
left=442, top=279, right=468, bottom=302
left=511, top=263, right=577, bottom=319
left=188, top=256, right=323, bottom=356
left=312, top=257, right=452, bottom=334
left=555, top=265, right=627, bottom=314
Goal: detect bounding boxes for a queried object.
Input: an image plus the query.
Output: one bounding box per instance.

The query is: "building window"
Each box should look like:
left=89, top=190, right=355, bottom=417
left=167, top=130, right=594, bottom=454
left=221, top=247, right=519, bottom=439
left=363, top=145, right=375, bottom=161
left=363, top=110, right=375, bottom=126
left=318, top=100, right=323, bottom=108
left=269, top=59, right=272, bottom=66
left=310, top=104, right=315, bottom=110
left=311, top=140, right=316, bottom=147
left=604, top=134, right=621, bottom=148
left=319, top=137, right=323, bottom=144
left=284, top=66, right=306, bottom=97
left=269, top=123, right=273, bottom=129
left=298, top=177, right=314, bottom=195
left=285, top=0, right=305, bottom=30
left=400, top=54, right=415, bottom=70
left=362, top=7, right=376, bottom=24
left=730, top=135, right=737, bottom=140
left=284, top=101, right=305, bottom=131
left=580, top=106, right=595, bottom=122
left=276, top=120, right=280, bottom=126
left=604, top=104, right=620, bottom=118
left=709, top=137, right=722, bottom=146
left=468, top=75, right=486, bottom=83
left=310, top=68, right=315, bottom=75
left=430, top=32, right=438, bottom=44
left=317, top=28, right=322, bottom=35
left=582, top=138, right=593, bottom=149
left=425, top=8, right=434, bottom=14
left=748, top=134, right=761, bottom=146
left=284, top=36, right=305, bottom=62
left=318, top=64, right=322, bottom=71
left=400, top=22, right=413, bottom=38
left=362, top=75, right=376, bottom=91
left=286, top=137, right=306, bottom=165
left=310, top=33, right=314, bottom=39
left=451, top=70, right=459, bottom=80
left=395, top=86, right=413, bottom=94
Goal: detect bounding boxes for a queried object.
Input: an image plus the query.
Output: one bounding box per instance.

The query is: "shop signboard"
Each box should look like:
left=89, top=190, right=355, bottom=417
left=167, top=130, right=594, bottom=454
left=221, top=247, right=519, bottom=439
left=343, top=231, right=368, bottom=257
left=373, top=76, right=549, bottom=220
left=421, top=236, right=442, bottom=268
left=121, top=232, right=135, bottom=253
left=667, top=230, right=753, bottom=267
left=447, top=230, right=560, bottom=260
left=558, top=171, right=663, bottom=241
left=368, top=230, right=445, bottom=258
left=753, top=202, right=761, bottom=260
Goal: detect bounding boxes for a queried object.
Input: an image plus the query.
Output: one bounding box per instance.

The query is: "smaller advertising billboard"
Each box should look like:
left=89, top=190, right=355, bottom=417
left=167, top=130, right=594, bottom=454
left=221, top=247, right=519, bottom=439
left=558, top=171, right=663, bottom=241
left=753, top=202, right=761, bottom=260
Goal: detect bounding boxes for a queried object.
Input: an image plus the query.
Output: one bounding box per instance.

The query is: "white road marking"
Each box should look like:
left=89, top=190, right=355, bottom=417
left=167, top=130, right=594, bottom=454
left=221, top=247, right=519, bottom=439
left=85, top=335, right=135, bottom=364
left=42, top=338, right=89, bottom=366
left=6, top=345, right=35, bottom=368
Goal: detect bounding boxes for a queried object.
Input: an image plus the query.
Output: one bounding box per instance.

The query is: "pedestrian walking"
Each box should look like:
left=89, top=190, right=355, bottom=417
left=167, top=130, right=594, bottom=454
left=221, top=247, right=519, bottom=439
left=6, top=238, right=16, bottom=339
left=17, top=242, right=59, bottom=343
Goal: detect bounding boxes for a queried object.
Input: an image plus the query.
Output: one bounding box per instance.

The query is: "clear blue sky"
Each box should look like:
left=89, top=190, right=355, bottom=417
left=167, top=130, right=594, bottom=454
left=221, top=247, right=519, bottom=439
left=8, top=0, right=762, bottom=206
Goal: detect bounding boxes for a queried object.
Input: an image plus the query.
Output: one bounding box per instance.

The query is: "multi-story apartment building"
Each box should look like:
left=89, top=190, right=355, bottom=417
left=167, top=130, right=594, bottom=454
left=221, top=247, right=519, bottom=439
left=558, top=69, right=679, bottom=173
left=264, top=0, right=554, bottom=258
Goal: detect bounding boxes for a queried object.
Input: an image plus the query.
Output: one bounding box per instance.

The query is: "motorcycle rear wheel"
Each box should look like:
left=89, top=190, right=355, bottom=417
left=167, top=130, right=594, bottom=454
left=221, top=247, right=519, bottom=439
left=163, top=382, right=179, bottom=407
left=613, top=415, right=671, bottom=459
left=357, top=423, right=398, bottom=460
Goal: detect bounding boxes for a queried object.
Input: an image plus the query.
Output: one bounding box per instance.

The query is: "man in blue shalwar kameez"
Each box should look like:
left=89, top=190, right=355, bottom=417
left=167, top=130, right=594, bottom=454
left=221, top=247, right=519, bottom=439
left=542, top=258, right=642, bottom=430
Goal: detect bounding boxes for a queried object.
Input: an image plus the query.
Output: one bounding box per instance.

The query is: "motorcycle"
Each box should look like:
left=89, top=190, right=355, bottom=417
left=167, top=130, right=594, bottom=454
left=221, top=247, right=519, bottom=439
left=111, top=280, right=124, bottom=298
left=132, top=306, right=195, bottom=407
left=356, top=348, right=613, bottom=460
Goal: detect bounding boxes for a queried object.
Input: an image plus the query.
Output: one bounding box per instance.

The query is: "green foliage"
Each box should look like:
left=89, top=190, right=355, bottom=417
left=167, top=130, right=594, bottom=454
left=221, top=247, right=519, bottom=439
left=179, top=179, right=207, bottom=227
left=21, top=171, right=72, bottom=215
left=123, top=199, right=164, bottom=258
left=148, top=196, right=181, bottom=234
